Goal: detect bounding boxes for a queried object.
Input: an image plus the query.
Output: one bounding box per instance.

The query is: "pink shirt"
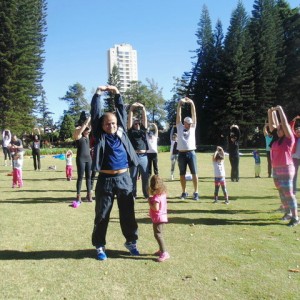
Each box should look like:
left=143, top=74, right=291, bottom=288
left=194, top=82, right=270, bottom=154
left=271, top=135, right=295, bottom=167
left=149, top=193, right=168, bottom=224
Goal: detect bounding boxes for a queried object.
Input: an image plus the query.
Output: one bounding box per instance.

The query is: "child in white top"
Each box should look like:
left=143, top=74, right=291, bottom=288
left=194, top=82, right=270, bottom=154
left=148, top=175, right=170, bottom=262
left=212, top=146, right=229, bottom=204
left=66, top=150, right=73, bottom=181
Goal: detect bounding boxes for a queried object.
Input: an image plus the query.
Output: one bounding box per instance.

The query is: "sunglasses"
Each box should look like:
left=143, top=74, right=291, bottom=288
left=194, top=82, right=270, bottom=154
left=134, top=123, right=140, bottom=126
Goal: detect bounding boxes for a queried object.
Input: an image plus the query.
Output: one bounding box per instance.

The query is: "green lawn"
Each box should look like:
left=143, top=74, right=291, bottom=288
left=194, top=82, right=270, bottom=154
left=0, top=152, right=299, bottom=300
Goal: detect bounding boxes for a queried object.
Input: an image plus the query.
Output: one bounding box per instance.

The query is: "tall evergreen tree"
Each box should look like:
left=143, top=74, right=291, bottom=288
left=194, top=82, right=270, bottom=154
left=35, top=89, right=54, bottom=132
left=191, top=5, right=215, bottom=144
left=275, top=0, right=300, bottom=118
left=0, top=0, right=47, bottom=135
left=0, top=0, right=17, bottom=130
left=223, top=1, right=255, bottom=145
left=249, top=0, right=285, bottom=121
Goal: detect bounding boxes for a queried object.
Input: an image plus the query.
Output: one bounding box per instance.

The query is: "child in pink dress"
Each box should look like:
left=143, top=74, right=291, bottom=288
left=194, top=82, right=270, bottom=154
left=12, top=153, right=23, bottom=188
left=148, top=175, right=170, bottom=262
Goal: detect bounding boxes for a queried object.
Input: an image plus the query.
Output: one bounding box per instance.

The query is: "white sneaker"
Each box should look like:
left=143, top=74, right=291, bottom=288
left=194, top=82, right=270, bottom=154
left=171, top=175, right=174, bottom=180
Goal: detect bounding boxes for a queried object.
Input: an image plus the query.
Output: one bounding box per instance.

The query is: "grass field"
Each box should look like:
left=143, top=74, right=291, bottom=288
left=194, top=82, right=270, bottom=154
left=0, top=152, right=299, bottom=300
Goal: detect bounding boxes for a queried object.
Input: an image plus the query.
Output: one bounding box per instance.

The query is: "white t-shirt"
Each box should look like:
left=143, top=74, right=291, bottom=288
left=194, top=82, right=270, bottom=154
left=66, top=157, right=73, bottom=166
left=176, top=123, right=196, bottom=151
left=146, top=134, right=158, bottom=153
left=213, top=160, right=225, bottom=177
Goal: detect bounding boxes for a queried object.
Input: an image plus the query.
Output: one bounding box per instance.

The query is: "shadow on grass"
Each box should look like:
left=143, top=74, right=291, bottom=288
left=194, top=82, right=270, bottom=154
left=1, top=197, right=75, bottom=204
left=0, top=249, right=154, bottom=261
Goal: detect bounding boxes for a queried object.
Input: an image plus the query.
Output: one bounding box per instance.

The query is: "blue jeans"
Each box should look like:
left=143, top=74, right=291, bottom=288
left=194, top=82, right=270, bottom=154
left=129, top=153, right=149, bottom=198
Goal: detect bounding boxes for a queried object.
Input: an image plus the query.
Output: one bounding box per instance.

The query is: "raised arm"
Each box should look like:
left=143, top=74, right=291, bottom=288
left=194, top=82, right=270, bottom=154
left=151, top=123, right=158, bottom=137
left=275, top=106, right=293, bottom=139
left=73, top=116, right=91, bottom=140
left=176, top=98, right=185, bottom=125
left=140, top=103, right=147, bottom=129
left=186, top=97, right=197, bottom=125
left=290, top=115, right=300, bottom=136
left=170, top=125, right=175, bottom=141
left=263, top=124, right=268, bottom=137
left=127, top=104, right=134, bottom=129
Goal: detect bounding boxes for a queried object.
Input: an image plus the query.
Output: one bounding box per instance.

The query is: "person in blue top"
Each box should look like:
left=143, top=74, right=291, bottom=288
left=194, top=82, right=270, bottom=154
left=90, top=85, right=139, bottom=261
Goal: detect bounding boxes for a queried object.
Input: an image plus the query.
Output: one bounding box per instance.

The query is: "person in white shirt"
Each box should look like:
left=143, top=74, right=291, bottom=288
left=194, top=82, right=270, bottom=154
left=176, top=97, right=199, bottom=201
left=2, top=129, right=12, bottom=166
left=146, top=123, right=159, bottom=176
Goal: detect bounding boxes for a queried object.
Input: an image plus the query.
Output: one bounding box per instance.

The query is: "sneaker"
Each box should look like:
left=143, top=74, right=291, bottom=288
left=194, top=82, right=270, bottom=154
left=193, top=192, right=199, bottom=201
left=287, top=218, right=300, bottom=227
left=180, top=192, right=188, bottom=200
left=213, top=199, right=218, bottom=204
left=281, top=213, right=292, bottom=221
left=124, top=242, right=140, bottom=256
left=157, top=251, right=170, bottom=262
left=71, top=200, right=81, bottom=208
left=225, top=200, right=229, bottom=205
left=96, top=247, right=107, bottom=261
left=86, top=194, right=93, bottom=202
left=171, top=174, right=174, bottom=180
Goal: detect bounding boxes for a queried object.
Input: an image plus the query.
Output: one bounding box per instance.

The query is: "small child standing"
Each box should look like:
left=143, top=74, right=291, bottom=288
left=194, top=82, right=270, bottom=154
left=65, top=150, right=73, bottom=181
left=148, top=175, right=170, bottom=262
left=252, top=150, right=261, bottom=178
left=212, top=146, right=229, bottom=204
left=12, top=153, right=23, bottom=188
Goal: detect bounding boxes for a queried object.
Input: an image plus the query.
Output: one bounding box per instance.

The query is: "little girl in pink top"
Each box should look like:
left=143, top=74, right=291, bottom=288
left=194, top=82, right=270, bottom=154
left=268, top=106, right=299, bottom=227
left=148, top=175, right=170, bottom=262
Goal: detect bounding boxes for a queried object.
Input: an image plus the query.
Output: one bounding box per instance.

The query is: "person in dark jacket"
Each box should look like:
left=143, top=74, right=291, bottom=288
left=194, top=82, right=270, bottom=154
left=31, top=128, right=41, bottom=171
left=90, top=85, right=139, bottom=261
left=228, top=124, right=241, bottom=182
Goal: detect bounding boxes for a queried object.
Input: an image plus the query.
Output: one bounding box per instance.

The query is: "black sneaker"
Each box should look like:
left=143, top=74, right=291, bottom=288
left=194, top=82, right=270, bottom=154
left=180, top=192, right=188, bottom=200
left=287, top=218, right=300, bottom=227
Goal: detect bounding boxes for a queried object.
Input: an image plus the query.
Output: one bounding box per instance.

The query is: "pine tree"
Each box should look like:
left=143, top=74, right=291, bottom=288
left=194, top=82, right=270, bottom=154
left=275, top=0, right=300, bottom=119
left=0, top=0, right=47, bottom=135
left=191, top=5, right=216, bottom=144
left=249, top=0, right=285, bottom=121
left=35, top=89, right=54, bottom=132
left=222, top=1, right=255, bottom=145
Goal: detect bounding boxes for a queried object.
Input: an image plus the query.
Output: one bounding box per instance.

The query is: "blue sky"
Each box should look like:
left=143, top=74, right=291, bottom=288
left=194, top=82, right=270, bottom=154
left=43, top=0, right=299, bottom=122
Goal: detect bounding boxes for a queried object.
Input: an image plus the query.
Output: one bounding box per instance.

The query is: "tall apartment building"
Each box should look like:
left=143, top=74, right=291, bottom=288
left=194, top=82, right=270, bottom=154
left=107, top=43, right=138, bottom=93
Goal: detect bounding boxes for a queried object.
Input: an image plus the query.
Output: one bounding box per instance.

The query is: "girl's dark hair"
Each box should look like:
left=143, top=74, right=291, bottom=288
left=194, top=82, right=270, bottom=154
left=269, top=128, right=284, bottom=147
